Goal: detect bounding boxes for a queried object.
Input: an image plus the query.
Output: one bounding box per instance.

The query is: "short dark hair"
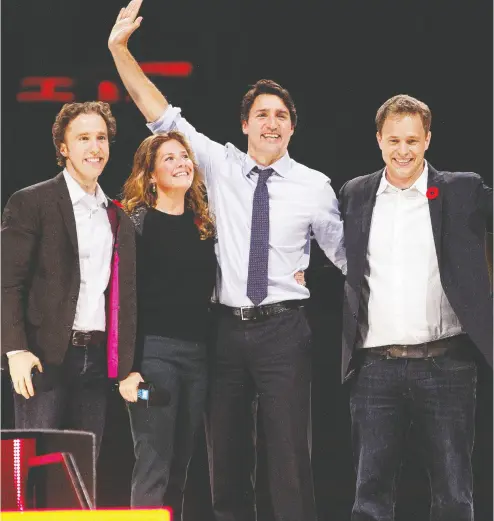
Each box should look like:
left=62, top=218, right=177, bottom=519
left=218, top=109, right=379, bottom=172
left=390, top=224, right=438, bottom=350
left=375, top=94, right=431, bottom=135
left=240, top=79, right=297, bottom=127
left=52, top=101, right=117, bottom=167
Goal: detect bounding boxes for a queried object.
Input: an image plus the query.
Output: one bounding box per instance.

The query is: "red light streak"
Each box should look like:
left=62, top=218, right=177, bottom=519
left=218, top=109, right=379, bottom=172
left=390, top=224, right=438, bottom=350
left=28, top=452, right=64, bottom=467
left=98, top=80, right=121, bottom=103
left=141, top=61, right=193, bottom=77
left=17, top=77, right=75, bottom=102
left=17, top=62, right=193, bottom=103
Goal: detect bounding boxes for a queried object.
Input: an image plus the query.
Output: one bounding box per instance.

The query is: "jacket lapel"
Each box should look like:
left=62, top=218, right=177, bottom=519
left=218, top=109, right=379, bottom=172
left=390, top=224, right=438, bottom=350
left=427, top=163, right=444, bottom=267
left=346, top=170, right=382, bottom=284
left=54, top=172, right=79, bottom=255
left=359, top=170, right=383, bottom=247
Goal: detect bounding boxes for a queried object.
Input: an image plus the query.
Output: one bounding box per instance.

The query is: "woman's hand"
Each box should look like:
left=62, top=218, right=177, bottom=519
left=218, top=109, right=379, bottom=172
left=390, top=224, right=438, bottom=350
left=119, top=371, right=144, bottom=402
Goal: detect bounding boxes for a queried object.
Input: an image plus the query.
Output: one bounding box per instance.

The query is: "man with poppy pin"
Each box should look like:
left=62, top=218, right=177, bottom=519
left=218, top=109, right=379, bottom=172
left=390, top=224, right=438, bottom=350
left=339, top=94, right=493, bottom=521
left=1, top=101, right=137, bottom=458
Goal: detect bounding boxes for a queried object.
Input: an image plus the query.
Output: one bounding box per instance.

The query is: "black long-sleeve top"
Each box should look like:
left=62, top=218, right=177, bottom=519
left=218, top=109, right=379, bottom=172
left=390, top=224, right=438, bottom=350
left=136, top=207, right=216, bottom=342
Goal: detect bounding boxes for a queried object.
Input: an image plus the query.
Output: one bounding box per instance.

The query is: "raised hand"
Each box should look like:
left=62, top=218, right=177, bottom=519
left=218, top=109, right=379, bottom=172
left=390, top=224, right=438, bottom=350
left=108, top=0, right=144, bottom=51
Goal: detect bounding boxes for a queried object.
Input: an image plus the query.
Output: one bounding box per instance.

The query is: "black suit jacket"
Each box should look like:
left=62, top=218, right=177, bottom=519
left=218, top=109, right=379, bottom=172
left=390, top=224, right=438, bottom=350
left=339, top=163, right=493, bottom=382
left=1, top=172, right=137, bottom=380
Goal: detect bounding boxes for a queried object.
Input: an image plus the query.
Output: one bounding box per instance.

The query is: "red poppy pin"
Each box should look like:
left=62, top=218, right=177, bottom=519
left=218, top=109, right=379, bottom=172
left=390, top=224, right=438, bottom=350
left=426, top=186, right=439, bottom=200
left=112, top=199, right=124, bottom=208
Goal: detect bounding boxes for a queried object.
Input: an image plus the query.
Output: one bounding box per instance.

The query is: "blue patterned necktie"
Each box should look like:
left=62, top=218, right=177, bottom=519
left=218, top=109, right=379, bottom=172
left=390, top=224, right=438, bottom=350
left=247, top=166, right=274, bottom=306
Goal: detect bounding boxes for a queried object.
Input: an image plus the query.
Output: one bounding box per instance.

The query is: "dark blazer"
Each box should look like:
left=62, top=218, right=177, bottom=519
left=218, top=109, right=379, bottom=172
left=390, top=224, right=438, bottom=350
left=339, top=163, right=493, bottom=382
left=1, top=172, right=137, bottom=380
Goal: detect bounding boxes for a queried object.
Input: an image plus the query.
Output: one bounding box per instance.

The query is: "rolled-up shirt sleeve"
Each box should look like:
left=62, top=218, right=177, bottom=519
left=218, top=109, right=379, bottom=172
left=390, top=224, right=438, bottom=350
left=146, top=106, right=225, bottom=190
left=146, top=105, right=182, bottom=134
left=311, top=180, right=347, bottom=275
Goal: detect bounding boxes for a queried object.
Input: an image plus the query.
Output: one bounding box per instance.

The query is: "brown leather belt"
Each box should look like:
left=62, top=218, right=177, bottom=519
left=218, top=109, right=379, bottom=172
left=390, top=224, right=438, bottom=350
left=70, top=330, right=106, bottom=347
left=365, top=335, right=466, bottom=359
left=217, top=300, right=304, bottom=321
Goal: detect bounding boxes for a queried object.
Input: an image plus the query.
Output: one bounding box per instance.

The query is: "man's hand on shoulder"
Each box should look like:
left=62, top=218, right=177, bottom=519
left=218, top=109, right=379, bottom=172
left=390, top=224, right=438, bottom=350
left=8, top=351, right=43, bottom=399
left=108, top=0, right=143, bottom=52
left=294, top=271, right=306, bottom=286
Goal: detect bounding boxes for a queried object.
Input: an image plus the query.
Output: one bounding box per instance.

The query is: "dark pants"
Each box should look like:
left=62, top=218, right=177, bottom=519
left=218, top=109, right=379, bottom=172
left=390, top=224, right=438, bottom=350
left=128, top=335, right=207, bottom=516
left=206, top=307, right=316, bottom=521
left=13, top=343, right=108, bottom=458
left=350, top=343, right=477, bottom=521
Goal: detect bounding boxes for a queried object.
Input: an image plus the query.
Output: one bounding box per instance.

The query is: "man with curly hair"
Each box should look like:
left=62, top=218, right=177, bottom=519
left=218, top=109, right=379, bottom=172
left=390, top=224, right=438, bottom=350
left=1, top=101, right=137, bottom=457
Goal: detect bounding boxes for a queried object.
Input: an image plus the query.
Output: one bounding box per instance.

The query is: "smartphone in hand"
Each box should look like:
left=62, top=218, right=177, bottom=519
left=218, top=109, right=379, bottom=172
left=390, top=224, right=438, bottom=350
left=136, top=382, right=170, bottom=407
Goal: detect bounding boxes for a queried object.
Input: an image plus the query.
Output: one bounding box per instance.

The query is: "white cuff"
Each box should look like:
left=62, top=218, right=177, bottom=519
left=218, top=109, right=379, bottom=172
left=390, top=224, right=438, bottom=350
left=6, top=350, right=27, bottom=358
left=146, top=105, right=182, bottom=134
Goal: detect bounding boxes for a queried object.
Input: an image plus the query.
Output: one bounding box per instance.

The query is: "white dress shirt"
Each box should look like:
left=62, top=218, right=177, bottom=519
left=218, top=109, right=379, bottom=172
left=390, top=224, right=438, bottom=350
left=63, top=170, right=113, bottom=332
left=148, top=106, right=346, bottom=307
left=360, top=163, right=463, bottom=347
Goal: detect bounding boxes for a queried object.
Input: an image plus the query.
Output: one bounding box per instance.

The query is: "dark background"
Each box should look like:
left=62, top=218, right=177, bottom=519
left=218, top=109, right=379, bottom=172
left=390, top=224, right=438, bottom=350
left=2, top=1, right=492, bottom=520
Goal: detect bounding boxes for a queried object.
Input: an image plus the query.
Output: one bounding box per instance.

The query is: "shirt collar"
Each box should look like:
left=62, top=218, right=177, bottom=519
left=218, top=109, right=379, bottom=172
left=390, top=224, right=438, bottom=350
left=63, top=169, right=108, bottom=207
left=242, top=151, right=291, bottom=178
left=377, top=161, right=429, bottom=197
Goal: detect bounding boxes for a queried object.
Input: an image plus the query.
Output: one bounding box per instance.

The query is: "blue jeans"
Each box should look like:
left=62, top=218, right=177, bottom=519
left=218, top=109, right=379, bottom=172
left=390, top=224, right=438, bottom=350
left=350, top=347, right=477, bottom=521
left=128, top=335, right=207, bottom=516
left=13, top=344, right=108, bottom=458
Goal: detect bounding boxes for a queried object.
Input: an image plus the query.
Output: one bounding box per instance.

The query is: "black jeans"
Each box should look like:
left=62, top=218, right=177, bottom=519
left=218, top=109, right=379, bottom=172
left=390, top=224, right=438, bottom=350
left=13, top=343, right=108, bottom=458
left=350, top=344, right=477, bottom=521
left=128, top=335, right=207, bottom=517
left=206, top=307, right=316, bottom=521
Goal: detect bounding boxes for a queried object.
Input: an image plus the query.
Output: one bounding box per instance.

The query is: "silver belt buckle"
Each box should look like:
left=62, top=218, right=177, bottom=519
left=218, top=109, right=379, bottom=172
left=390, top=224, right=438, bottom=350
left=386, top=345, right=407, bottom=359
left=239, top=306, right=257, bottom=320
left=72, top=331, right=91, bottom=346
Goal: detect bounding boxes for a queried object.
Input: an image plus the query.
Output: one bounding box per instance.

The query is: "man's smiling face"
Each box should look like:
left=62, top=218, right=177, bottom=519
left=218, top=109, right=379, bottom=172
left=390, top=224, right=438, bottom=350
left=242, top=94, right=294, bottom=165
left=60, top=113, right=110, bottom=184
left=377, top=113, right=431, bottom=188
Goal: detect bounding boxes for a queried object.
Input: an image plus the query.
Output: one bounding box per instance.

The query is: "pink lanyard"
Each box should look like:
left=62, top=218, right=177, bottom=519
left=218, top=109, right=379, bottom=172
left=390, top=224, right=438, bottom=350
left=106, top=205, right=120, bottom=378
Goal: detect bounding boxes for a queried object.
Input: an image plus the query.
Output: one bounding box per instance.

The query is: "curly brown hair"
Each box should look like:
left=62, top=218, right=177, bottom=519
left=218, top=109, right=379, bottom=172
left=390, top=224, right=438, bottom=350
left=121, top=131, right=215, bottom=240
left=52, top=101, right=117, bottom=167
left=375, top=94, right=431, bottom=135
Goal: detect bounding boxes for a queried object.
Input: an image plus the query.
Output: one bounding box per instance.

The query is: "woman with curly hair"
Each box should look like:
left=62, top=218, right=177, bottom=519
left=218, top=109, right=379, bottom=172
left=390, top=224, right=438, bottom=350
left=118, top=131, right=216, bottom=512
